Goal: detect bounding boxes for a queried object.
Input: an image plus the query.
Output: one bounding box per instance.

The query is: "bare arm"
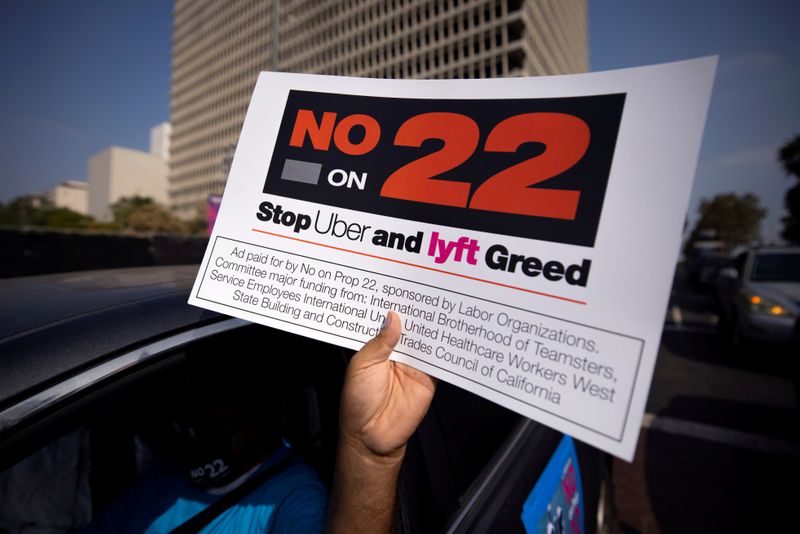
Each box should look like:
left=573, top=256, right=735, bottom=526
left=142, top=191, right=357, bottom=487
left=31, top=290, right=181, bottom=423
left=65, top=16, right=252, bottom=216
left=326, top=311, right=436, bottom=533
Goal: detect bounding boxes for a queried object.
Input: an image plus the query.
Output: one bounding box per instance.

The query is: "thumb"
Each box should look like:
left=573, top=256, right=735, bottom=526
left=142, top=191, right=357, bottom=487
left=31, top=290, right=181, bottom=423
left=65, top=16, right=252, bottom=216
left=355, top=311, right=401, bottom=364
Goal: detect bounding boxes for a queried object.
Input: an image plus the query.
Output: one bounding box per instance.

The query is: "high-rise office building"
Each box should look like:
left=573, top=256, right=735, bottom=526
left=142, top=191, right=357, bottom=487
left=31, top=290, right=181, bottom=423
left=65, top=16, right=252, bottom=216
left=169, top=0, right=588, bottom=218
left=278, top=0, right=587, bottom=79
left=170, top=0, right=276, bottom=218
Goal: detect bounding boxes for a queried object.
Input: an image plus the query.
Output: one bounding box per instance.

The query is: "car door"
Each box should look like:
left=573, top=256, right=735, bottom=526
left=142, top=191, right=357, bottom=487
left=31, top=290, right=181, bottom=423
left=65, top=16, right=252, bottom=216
left=0, top=319, right=349, bottom=531
left=397, top=382, right=612, bottom=533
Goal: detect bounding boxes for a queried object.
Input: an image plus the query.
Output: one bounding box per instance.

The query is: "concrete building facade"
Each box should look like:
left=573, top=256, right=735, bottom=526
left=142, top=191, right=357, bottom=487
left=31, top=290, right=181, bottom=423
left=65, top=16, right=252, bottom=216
left=169, top=0, right=588, bottom=219
left=278, top=0, right=587, bottom=79
left=88, top=147, right=169, bottom=221
left=44, top=180, right=89, bottom=215
left=150, top=122, right=172, bottom=160
left=170, top=0, right=275, bottom=219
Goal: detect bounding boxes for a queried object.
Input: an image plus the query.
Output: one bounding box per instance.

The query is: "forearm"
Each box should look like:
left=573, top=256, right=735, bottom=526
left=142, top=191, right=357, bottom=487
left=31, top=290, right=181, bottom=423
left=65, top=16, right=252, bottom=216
left=326, top=311, right=434, bottom=532
left=325, top=432, right=404, bottom=534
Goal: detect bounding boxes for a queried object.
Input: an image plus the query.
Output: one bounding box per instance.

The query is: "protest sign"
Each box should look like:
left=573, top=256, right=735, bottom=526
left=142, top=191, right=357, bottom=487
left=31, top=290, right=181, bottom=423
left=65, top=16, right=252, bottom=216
left=189, top=58, right=716, bottom=460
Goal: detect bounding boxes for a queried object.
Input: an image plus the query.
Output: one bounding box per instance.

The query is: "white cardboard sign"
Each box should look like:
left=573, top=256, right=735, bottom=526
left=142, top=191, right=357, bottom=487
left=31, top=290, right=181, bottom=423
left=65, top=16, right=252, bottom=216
left=189, top=58, right=716, bottom=460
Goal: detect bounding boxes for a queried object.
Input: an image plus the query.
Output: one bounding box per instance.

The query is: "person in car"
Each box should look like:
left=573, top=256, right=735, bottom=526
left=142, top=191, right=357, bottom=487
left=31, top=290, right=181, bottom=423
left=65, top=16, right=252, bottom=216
left=85, top=311, right=434, bottom=533
left=84, top=340, right=328, bottom=533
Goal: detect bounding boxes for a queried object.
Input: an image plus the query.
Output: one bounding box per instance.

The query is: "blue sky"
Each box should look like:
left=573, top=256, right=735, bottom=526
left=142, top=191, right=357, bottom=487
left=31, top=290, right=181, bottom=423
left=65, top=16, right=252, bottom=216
left=589, top=0, right=799, bottom=242
left=0, top=0, right=171, bottom=200
left=1, top=0, right=798, bottom=241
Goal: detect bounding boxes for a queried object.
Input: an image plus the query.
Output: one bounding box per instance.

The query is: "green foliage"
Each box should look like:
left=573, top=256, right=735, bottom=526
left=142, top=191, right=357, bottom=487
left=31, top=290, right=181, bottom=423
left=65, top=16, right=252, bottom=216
left=127, top=203, right=186, bottom=233
left=688, top=193, right=766, bottom=251
left=109, top=195, right=156, bottom=228
left=779, top=135, right=800, bottom=178
left=0, top=194, right=192, bottom=234
left=109, top=196, right=188, bottom=234
left=779, top=134, right=800, bottom=244
left=184, top=201, right=209, bottom=236
left=0, top=195, right=92, bottom=229
left=43, top=207, right=93, bottom=228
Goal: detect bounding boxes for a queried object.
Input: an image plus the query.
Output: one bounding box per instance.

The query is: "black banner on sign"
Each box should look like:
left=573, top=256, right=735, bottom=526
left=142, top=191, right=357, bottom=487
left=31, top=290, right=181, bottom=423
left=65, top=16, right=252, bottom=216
left=263, top=90, right=625, bottom=247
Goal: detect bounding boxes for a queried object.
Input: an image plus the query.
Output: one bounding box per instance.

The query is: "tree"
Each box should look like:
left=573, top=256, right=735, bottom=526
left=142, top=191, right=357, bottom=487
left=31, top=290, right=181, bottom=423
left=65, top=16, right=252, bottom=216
left=779, top=134, right=800, bottom=244
left=0, top=195, right=92, bottom=229
left=0, top=195, right=50, bottom=226
left=184, top=201, right=209, bottom=235
left=688, top=193, right=766, bottom=251
left=109, top=196, right=156, bottom=229
left=43, top=207, right=93, bottom=229
left=127, top=203, right=187, bottom=233
left=109, top=196, right=187, bottom=233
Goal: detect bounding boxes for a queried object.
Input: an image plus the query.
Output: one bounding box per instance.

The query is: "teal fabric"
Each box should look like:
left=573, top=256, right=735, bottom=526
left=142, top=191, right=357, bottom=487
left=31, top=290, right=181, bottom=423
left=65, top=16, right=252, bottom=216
left=84, top=444, right=326, bottom=533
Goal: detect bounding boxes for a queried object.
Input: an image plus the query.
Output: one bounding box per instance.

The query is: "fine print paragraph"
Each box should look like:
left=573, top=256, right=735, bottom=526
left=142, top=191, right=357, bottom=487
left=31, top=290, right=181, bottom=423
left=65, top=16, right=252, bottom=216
left=198, top=236, right=643, bottom=439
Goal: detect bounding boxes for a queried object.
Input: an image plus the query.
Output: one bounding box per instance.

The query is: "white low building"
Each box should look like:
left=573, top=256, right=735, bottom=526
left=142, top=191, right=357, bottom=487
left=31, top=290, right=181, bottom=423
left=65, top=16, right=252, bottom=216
left=87, top=146, right=168, bottom=222
left=43, top=180, right=89, bottom=215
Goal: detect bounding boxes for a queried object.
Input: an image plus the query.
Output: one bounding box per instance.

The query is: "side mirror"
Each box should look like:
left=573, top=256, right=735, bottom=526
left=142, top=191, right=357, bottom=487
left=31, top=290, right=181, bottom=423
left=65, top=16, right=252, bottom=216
left=718, top=267, right=738, bottom=281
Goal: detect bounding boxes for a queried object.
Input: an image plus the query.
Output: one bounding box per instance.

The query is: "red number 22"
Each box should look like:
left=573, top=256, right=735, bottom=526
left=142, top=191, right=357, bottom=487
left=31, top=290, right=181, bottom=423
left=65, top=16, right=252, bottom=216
left=380, top=112, right=590, bottom=220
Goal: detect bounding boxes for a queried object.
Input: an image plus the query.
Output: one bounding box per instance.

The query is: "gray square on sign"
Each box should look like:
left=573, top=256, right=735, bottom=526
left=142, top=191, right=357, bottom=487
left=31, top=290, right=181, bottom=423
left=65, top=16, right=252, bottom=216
left=280, top=159, right=322, bottom=185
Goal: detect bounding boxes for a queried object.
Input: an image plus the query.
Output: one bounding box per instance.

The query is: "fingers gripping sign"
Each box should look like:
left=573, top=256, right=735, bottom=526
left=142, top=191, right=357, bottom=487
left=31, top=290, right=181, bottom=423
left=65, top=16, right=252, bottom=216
left=340, top=311, right=437, bottom=458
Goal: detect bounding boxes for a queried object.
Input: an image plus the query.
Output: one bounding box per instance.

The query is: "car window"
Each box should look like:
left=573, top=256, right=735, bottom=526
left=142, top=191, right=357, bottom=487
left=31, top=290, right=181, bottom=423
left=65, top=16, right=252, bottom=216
left=750, top=253, right=800, bottom=282
left=394, top=381, right=522, bottom=532
left=735, top=252, right=748, bottom=278
left=0, top=426, right=93, bottom=531
left=0, top=370, right=176, bottom=532
left=433, top=382, right=521, bottom=498
left=0, top=324, right=348, bottom=532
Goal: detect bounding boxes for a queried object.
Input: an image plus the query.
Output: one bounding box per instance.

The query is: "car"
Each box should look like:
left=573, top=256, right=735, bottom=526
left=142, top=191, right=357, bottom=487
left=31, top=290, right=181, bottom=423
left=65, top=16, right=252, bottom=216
left=715, top=247, right=800, bottom=347
left=0, top=265, right=613, bottom=533
left=685, top=239, right=728, bottom=291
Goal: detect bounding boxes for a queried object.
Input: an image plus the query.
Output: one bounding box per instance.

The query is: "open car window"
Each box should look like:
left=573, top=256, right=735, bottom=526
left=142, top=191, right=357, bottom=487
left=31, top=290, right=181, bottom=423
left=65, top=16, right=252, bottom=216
left=0, top=323, right=349, bottom=532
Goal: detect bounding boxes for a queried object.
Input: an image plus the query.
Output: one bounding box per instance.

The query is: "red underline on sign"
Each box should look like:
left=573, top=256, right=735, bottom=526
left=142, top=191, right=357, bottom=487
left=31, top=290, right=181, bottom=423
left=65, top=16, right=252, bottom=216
left=251, top=228, right=587, bottom=305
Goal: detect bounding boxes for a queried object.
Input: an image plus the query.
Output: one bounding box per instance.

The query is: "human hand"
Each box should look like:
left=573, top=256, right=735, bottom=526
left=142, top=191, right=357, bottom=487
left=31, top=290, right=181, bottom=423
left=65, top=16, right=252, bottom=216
left=339, top=311, right=436, bottom=459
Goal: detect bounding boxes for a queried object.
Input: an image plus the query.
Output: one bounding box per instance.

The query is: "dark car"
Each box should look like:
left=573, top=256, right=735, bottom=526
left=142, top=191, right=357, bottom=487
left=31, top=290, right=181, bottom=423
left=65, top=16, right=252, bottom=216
left=685, top=240, right=729, bottom=291
left=0, top=266, right=613, bottom=533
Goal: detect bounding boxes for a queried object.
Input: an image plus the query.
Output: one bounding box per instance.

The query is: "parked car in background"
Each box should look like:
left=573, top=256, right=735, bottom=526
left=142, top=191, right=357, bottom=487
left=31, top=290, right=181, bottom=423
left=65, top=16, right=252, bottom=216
left=715, top=247, right=800, bottom=347
left=0, top=266, right=613, bottom=533
left=685, top=239, right=728, bottom=291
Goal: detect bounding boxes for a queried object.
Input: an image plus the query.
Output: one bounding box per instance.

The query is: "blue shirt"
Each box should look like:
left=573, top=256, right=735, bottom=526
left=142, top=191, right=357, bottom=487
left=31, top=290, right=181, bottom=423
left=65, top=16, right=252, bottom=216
left=84, top=444, right=327, bottom=533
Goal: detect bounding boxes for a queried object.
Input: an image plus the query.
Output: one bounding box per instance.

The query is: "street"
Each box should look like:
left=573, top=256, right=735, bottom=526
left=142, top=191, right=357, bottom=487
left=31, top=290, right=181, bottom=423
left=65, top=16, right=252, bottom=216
left=612, top=268, right=799, bottom=533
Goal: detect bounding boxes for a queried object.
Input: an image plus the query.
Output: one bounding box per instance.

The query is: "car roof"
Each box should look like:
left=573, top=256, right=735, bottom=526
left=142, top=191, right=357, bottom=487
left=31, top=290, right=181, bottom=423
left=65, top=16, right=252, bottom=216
left=0, top=265, right=223, bottom=410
